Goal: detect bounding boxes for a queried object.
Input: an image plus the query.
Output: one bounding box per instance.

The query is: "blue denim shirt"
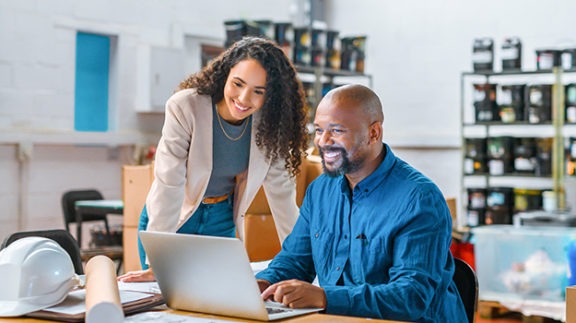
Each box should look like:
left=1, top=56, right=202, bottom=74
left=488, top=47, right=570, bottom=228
left=256, top=144, right=467, bottom=322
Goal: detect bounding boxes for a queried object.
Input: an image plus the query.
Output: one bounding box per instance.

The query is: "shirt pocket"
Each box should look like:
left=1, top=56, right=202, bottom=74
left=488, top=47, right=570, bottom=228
left=310, top=230, right=334, bottom=273
left=363, top=237, right=391, bottom=278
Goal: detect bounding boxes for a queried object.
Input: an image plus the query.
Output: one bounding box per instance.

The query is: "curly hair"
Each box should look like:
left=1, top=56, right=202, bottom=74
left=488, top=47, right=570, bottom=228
left=178, top=37, right=308, bottom=178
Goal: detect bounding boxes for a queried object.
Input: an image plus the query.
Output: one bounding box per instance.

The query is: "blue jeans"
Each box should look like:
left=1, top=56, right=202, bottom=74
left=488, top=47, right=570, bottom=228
left=137, top=197, right=235, bottom=269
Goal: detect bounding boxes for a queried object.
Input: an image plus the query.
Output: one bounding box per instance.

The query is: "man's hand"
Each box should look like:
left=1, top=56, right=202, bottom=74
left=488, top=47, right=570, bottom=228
left=257, top=279, right=271, bottom=292
left=117, top=268, right=156, bottom=282
left=261, top=279, right=326, bottom=309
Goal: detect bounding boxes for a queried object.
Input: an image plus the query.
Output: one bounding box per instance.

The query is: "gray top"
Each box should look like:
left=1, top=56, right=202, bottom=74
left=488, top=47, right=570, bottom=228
left=204, top=103, right=251, bottom=198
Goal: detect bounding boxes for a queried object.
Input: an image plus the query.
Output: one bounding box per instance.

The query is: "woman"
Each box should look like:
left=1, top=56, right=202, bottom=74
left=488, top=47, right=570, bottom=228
left=119, top=37, right=308, bottom=282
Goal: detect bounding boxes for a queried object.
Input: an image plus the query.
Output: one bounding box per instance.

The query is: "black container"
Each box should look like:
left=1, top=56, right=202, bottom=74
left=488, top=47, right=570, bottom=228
left=514, top=137, right=538, bottom=174
left=486, top=187, right=515, bottom=209
left=487, top=136, right=514, bottom=159
left=487, top=136, right=515, bottom=175
left=294, top=27, right=311, bottom=47
left=310, top=28, right=325, bottom=67
left=501, top=37, right=522, bottom=71
left=527, top=84, right=552, bottom=123
left=562, top=48, right=576, bottom=70
left=488, top=156, right=515, bottom=175
left=568, top=137, right=576, bottom=176
left=464, top=156, right=488, bottom=174
left=467, top=208, right=486, bottom=227
left=472, top=38, right=494, bottom=72
left=536, top=49, right=562, bottom=70
left=485, top=187, right=515, bottom=225
left=536, top=137, right=553, bottom=176
left=485, top=207, right=514, bottom=225
left=274, top=22, right=294, bottom=59
left=244, top=20, right=261, bottom=37
left=465, top=138, right=487, bottom=158
left=473, top=83, right=499, bottom=122
left=224, top=20, right=247, bottom=48
left=340, top=36, right=366, bottom=73
left=467, top=188, right=487, bottom=227
left=468, top=188, right=487, bottom=209
left=293, top=27, right=311, bottom=66
left=566, top=84, right=576, bottom=123
left=254, top=20, right=274, bottom=39
left=325, top=30, right=341, bottom=70
left=513, top=188, right=543, bottom=213
left=497, top=84, right=525, bottom=123
left=464, top=138, right=488, bottom=174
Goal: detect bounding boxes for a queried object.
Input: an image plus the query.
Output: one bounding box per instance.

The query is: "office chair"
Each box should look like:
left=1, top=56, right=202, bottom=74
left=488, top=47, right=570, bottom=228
left=453, top=257, right=479, bottom=323
left=61, top=189, right=111, bottom=247
left=61, top=189, right=123, bottom=274
left=1, top=229, right=84, bottom=274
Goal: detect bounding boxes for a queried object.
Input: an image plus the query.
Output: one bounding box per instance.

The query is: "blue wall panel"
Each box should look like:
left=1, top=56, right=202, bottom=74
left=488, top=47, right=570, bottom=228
left=74, top=32, right=110, bottom=132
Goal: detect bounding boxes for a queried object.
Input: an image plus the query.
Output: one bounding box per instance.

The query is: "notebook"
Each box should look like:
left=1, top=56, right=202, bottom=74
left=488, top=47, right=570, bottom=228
left=139, top=231, right=323, bottom=321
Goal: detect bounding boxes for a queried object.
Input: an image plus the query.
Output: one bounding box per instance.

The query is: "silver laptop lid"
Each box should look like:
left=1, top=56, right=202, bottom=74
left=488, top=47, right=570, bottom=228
left=139, top=231, right=269, bottom=321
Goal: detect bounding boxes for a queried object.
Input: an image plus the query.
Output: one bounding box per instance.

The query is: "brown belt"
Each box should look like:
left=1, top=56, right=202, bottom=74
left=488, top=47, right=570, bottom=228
left=201, top=193, right=230, bottom=204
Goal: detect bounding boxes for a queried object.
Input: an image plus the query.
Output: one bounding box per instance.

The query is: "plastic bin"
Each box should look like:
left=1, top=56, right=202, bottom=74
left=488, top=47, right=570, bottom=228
left=472, top=225, right=576, bottom=302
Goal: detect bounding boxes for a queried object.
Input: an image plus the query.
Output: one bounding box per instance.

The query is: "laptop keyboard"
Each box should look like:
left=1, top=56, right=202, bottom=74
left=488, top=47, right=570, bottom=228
left=265, top=301, right=293, bottom=314
left=267, top=307, right=292, bottom=314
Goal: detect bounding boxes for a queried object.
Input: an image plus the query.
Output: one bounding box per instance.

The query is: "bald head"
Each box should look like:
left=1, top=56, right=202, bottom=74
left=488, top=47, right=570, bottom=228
left=323, top=84, right=384, bottom=124
left=313, top=84, right=385, bottom=186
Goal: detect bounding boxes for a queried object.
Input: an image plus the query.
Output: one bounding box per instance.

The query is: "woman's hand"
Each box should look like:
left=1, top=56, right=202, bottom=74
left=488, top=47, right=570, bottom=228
left=117, top=268, right=156, bottom=282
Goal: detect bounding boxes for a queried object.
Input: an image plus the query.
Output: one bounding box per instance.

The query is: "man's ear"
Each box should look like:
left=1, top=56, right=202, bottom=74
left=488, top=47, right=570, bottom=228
left=369, top=121, right=382, bottom=144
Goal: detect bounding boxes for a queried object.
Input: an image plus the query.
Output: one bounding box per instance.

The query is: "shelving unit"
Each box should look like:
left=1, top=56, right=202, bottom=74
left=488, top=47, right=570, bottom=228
left=459, top=67, right=576, bottom=227
left=296, top=64, right=373, bottom=135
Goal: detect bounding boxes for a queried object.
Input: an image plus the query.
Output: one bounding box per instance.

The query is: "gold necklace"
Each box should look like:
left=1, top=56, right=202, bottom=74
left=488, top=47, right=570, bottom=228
left=216, top=108, right=250, bottom=141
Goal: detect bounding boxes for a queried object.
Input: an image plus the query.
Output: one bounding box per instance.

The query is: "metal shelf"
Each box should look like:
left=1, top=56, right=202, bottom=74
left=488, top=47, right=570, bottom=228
left=459, top=67, right=568, bottom=226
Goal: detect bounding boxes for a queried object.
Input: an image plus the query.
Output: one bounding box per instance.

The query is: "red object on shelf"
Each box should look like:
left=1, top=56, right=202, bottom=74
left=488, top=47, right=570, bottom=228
left=451, top=240, right=475, bottom=270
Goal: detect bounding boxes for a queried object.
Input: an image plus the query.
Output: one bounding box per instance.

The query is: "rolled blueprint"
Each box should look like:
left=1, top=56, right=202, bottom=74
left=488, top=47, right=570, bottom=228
left=85, top=255, right=124, bottom=323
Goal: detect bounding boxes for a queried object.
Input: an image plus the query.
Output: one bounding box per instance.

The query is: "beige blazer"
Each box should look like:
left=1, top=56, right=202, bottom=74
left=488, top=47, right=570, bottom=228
left=145, top=89, right=298, bottom=242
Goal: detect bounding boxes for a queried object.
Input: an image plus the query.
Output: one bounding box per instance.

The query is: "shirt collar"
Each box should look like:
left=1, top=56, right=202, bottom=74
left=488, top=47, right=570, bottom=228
left=338, top=143, right=395, bottom=196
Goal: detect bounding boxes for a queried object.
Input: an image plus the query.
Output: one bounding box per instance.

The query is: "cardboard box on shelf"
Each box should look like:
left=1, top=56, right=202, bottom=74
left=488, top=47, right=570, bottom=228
left=568, top=286, right=576, bottom=323
left=123, top=226, right=141, bottom=272
left=122, top=164, right=154, bottom=272
left=122, top=164, right=154, bottom=227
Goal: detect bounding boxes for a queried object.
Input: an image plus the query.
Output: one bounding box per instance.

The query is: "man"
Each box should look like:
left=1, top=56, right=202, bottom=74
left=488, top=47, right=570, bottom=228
left=256, top=84, right=467, bottom=322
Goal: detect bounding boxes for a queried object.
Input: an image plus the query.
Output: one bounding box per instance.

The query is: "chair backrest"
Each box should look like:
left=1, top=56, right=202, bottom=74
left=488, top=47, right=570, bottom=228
left=1, top=229, right=84, bottom=274
left=61, top=189, right=104, bottom=226
left=453, top=257, right=478, bottom=323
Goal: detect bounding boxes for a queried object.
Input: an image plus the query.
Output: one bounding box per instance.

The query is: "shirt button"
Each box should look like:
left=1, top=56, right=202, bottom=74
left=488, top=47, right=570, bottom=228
left=344, top=235, right=348, bottom=239
left=336, top=266, right=341, bottom=271
left=315, top=233, right=319, bottom=238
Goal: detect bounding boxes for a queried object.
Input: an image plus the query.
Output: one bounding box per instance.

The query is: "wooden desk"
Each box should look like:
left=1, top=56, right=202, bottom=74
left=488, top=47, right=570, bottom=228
left=74, top=199, right=124, bottom=246
left=0, top=309, right=408, bottom=322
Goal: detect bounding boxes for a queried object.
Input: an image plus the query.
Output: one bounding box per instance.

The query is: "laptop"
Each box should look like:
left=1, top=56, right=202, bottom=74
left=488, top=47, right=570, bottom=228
left=139, top=231, right=323, bottom=321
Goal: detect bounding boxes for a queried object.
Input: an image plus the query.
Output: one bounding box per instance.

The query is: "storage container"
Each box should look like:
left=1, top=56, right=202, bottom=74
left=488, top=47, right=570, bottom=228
left=536, top=49, right=562, bottom=70
left=472, top=225, right=576, bottom=302
left=497, top=84, right=525, bottom=123
left=562, top=48, right=576, bottom=70
left=501, top=37, right=522, bottom=71
left=274, top=22, right=294, bottom=59
left=527, top=84, right=552, bottom=124
left=472, top=38, right=494, bottom=72
left=566, top=84, right=576, bottom=123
